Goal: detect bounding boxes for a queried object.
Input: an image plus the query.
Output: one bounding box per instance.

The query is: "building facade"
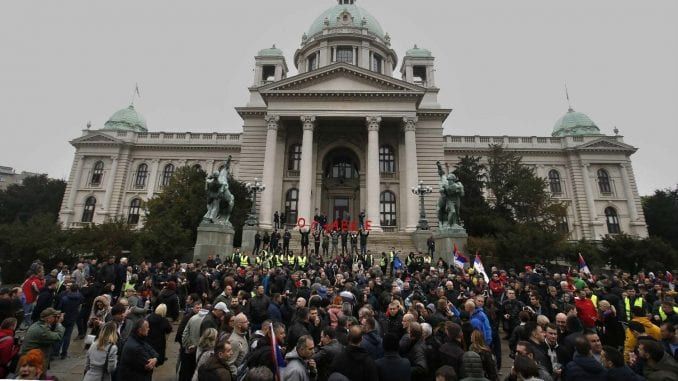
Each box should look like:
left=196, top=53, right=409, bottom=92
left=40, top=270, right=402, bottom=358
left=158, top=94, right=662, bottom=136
left=0, top=166, right=42, bottom=191
left=58, top=0, right=647, bottom=241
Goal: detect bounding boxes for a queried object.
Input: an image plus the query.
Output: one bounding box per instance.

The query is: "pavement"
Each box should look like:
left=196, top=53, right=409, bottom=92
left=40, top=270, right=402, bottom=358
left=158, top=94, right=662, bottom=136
left=48, top=321, right=515, bottom=381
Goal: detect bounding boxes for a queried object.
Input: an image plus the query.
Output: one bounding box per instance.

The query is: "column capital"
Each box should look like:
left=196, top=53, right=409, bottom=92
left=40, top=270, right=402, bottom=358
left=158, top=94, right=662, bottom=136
left=619, top=162, right=627, bottom=168
left=300, top=115, right=316, bottom=130
left=265, top=115, right=280, bottom=130
left=365, top=116, right=382, bottom=132
left=402, top=116, right=418, bottom=132
left=110, top=155, right=120, bottom=162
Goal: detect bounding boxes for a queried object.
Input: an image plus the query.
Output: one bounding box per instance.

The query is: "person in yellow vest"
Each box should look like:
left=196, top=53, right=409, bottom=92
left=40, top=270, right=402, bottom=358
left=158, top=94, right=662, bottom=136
left=296, top=254, right=307, bottom=271
left=623, top=287, right=646, bottom=322
left=657, top=300, right=678, bottom=325
left=423, top=253, right=432, bottom=268
left=274, top=252, right=284, bottom=268
left=363, top=250, right=374, bottom=268
left=286, top=252, right=296, bottom=268
left=239, top=253, right=250, bottom=267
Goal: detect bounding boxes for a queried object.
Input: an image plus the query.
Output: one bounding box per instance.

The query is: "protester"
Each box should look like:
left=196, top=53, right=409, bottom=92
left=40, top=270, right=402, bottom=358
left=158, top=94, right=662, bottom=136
left=146, top=303, right=173, bottom=366
left=14, top=349, right=51, bottom=380
left=197, top=336, right=233, bottom=381
left=117, top=319, right=159, bottom=381
left=83, top=321, right=118, bottom=381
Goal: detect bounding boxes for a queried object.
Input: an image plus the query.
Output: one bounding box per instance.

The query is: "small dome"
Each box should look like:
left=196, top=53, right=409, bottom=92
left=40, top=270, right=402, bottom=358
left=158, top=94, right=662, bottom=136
left=103, top=104, right=147, bottom=133
left=307, top=1, right=385, bottom=39
left=552, top=108, right=601, bottom=137
left=257, top=44, right=284, bottom=57
left=405, top=44, right=432, bottom=58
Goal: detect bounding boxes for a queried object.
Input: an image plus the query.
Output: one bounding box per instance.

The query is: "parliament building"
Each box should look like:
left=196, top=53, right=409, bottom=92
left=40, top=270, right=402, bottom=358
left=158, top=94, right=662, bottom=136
left=58, top=0, right=648, bottom=243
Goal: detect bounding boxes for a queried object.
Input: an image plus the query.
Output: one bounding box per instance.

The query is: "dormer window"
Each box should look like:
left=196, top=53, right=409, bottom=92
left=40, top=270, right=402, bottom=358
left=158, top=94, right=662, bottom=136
left=335, top=46, right=354, bottom=64
left=307, top=52, right=318, bottom=71
left=371, top=53, right=383, bottom=74
left=262, top=65, right=276, bottom=83
left=413, top=66, right=427, bottom=85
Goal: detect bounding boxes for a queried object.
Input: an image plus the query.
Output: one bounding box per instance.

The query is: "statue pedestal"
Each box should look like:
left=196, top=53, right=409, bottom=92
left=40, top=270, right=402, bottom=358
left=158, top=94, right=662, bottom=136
left=240, top=224, right=259, bottom=254
left=433, top=227, right=468, bottom=265
left=412, top=229, right=433, bottom=253
left=193, top=223, right=234, bottom=263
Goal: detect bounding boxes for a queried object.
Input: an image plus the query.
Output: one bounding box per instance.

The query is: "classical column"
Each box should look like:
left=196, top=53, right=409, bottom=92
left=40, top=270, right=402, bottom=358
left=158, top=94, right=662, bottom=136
left=259, top=115, right=280, bottom=230
left=64, top=155, right=85, bottom=224
left=297, top=115, right=316, bottom=227
left=366, top=116, right=382, bottom=231
left=101, top=155, right=119, bottom=217
left=403, top=117, right=419, bottom=232
left=619, top=163, right=639, bottom=221
left=146, top=159, right=160, bottom=198
left=581, top=163, right=598, bottom=221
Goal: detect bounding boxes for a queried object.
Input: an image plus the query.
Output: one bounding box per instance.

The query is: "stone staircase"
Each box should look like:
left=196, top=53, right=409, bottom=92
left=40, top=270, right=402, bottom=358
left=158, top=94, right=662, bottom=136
left=285, top=231, right=418, bottom=256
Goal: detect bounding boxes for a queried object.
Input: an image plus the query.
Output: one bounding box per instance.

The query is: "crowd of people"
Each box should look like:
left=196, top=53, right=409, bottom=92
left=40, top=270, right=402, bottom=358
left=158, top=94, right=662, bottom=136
left=0, top=234, right=676, bottom=381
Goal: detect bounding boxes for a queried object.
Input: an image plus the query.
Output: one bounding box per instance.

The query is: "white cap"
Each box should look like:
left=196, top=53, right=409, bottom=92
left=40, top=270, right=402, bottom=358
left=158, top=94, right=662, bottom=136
left=214, top=302, right=229, bottom=313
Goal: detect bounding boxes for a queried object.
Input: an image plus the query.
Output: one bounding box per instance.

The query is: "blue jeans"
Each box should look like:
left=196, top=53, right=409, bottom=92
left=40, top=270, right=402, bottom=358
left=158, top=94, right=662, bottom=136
left=59, top=322, right=75, bottom=357
left=23, top=302, right=34, bottom=327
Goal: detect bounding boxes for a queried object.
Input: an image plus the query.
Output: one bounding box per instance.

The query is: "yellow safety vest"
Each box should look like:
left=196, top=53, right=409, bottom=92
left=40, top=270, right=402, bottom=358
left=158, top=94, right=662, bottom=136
left=275, top=255, right=283, bottom=267
left=240, top=256, right=250, bottom=267
left=287, top=255, right=295, bottom=265
left=423, top=256, right=432, bottom=264
left=659, top=306, right=678, bottom=321
left=297, top=256, right=307, bottom=268
left=624, top=297, right=644, bottom=319
left=591, top=294, right=598, bottom=307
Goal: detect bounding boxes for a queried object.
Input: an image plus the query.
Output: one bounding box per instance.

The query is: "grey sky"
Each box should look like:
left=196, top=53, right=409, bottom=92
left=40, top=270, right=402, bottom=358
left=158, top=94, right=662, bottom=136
left=1, top=0, right=676, bottom=195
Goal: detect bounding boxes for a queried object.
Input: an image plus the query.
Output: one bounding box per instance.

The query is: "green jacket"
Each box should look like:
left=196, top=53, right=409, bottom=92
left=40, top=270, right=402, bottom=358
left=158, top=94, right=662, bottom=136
left=20, top=320, right=65, bottom=362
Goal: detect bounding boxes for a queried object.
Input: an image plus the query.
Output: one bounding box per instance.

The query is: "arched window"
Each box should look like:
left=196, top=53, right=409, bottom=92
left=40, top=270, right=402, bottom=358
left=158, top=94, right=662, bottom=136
left=327, top=159, right=358, bottom=179
left=605, top=207, right=621, bottom=234
left=598, top=169, right=611, bottom=194
left=548, top=169, right=562, bottom=194
left=288, top=144, right=302, bottom=171
left=127, top=198, right=142, bottom=225
left=91, top=161, right=104, bottom=186
left=557, top=215, right=569, bottom=234
left=285, top=188, right=299, bottom=225
left=135, top=163, right=148, bottom=189
left=379, top=145, right=395, bottom=173
left=161, top=164, right=175, bottom=187
left=380, top=191, right=397, bottom=227
left=81, top=196, right=96, bottom=223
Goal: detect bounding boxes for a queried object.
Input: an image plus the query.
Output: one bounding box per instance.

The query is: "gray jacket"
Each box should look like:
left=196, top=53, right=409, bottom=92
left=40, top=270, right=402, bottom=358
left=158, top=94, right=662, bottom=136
left=182, top=309, right=208, bottom=349
left=83, top=343, right=118, bottom=381
left=283, top=349, right=312, bottom=381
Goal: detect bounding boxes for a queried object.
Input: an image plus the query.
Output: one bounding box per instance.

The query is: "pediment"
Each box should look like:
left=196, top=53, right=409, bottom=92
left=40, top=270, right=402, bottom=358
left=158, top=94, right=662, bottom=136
left=71, top=132, right=123, bottom=145
left=575, top=137, right=636, bottom=152
left=258, top=63, right=426, bottom=95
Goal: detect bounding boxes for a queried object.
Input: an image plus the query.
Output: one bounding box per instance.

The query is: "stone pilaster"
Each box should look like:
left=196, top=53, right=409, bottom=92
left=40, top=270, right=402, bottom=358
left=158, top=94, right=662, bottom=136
left=297, top=115, right=316, bottom=227
left=366, top=116, right=382, bottom=231
left=101, top=155, right=119, bottom=218
left=62, top=155, right=85, bottom=226
left=619, top=163, right=639, bottom=221
left=403, top=117, right=419, bottom=232
left=259, top=115, right=280, bottom=230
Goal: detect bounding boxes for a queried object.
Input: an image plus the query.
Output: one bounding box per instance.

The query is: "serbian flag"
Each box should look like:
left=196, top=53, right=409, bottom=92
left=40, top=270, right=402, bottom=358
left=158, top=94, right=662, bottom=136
left=453, top=243, right=468, bottom=269
left=578, top=253, right=591, bottom=275
left=270, top=322, right=286, bottom=381
left=473, top=252, right=490, bottom=283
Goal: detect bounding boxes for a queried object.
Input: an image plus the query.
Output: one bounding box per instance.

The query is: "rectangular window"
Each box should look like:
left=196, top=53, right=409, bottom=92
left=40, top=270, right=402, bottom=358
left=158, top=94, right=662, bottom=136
left=413, top=66, right=427, bottom=85
left=335, top=46, right=353, bottom=64
left=307, top=54, right=318, bottom=71
left=371, top=53, right=383, bottom=73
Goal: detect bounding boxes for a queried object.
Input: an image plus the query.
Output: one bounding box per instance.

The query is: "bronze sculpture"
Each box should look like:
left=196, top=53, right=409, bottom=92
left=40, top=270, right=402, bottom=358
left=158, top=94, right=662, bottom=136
left=436, top=160, right=464, bottom=229
left=203, top=155, right=234, bottom=226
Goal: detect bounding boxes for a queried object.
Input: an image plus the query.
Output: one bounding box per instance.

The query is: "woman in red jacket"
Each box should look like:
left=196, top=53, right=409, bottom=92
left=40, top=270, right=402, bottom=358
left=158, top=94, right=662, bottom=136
left=574, top=289, right=598, bottom=329
left=0, top=317, right=19, bottom=378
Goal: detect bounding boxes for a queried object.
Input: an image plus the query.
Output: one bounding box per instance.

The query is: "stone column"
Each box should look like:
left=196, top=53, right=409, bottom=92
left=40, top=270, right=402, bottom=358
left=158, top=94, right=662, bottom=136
left=101, top=155, right=119, bottom=218
left=403, top=117, right=419, bottom=232
left=146, top=159, right=160, bottom=198
left=259, top=115, right=280, bottom=230
left=298, top=115, right=316, bottom=227
left=581, top=163, right=598, bottom=221
left=366, top=116, right=382, bottom=231
left=619, top=163, right=639, bottom=221
left=64, top=155, right=85, bottom=224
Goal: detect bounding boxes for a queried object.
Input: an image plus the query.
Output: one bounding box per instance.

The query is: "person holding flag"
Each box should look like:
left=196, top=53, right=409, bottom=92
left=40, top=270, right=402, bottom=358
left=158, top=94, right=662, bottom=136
left=578, top=253, right=591, bottom=276
left=453, top=243, right=468, bottom=270
left=473, top=252, right=489, bottom=283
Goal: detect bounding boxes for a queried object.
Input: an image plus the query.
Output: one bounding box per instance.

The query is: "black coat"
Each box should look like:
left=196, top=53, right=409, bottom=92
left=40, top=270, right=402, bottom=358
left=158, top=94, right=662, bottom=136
left=564, top=354, right=607, bottom=381
left=146, top=313, right=172, bottom=365
left=287, top=320, right=311, bottom=350
left=375, top=352, right=411, bottom=381
left=56, top=291, right=84, bottom=324
left=329, top=345, right=379, bottom=381
left=248, top=295, right=270, bottom=324
left=360, top=330, right=384, bottom=360
left=31, top=287, right=55, bottom=322
left=118, top=333, right=159, bottom=381
left=439, top=340, right=464, bottom=375
left=313, top=340, right=343, bottom=381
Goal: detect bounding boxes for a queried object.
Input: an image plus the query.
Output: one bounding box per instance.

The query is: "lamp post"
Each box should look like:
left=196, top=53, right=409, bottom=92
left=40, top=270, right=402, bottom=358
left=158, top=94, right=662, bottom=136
left=245, top=178, right=265, bottom=226
left=411, top=180, right=433, bottom=230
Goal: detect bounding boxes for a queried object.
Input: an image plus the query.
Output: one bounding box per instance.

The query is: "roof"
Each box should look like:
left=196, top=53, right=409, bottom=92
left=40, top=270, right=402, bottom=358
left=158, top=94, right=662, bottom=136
left=405, top=45, right=432, bottom=58
left=257, top=45, right=284, bottom=57
left=103, top=104, right=148, bottom=133
left=307, top=2, right=385, bottom=39
left=552, top=108, right=601, bottom=137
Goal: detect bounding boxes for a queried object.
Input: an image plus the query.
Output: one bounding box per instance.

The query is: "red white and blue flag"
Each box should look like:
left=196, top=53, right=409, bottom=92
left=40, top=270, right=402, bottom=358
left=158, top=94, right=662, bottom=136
left=473, top=252, right=489, bottom=283
left=578, top=253, right=591, bottom=275
left=270, top=322, right=286, bottom=381
left=453, top=243, right=468, bottom=269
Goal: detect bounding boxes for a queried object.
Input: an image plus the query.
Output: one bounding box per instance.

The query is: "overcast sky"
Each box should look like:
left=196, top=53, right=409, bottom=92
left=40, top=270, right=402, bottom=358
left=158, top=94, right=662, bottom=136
left=1, top=0, right=676, bottom=195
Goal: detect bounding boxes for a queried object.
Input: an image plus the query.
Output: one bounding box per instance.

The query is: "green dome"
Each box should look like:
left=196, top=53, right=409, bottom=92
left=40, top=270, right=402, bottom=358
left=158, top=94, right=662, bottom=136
left=552, top=108, right=601, bottom=137
left=258, top=45, right=284, bottom=57
left=307, top=1, right=385, bottom=39
left=103, top=104, right=147, bottom=133
left=406, top=45, right=432, bottom=58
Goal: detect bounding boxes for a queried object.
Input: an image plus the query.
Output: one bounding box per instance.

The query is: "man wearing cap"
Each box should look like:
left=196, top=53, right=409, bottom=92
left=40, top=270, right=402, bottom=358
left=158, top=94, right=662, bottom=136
left=200, top=301, right=228, bottom=336
left=20, top=307, right=65, bottom=367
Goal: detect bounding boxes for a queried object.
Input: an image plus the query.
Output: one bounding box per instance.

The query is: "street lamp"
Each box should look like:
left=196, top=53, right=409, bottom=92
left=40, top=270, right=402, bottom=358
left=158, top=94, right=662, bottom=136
left=245, top=178, right=265, bottom=226
left=411, top=180, right=433, bottom=230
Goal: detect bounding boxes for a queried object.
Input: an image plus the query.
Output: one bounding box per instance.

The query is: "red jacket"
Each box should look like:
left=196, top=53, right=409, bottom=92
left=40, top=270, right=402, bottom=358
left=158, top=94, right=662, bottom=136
left=489, top=279, right=505, bottom=296
left=575, top=297, right=598, bottom=328
left=22, top=275, right=44, bottom=304
left=0, top=329, right=18, bottom=378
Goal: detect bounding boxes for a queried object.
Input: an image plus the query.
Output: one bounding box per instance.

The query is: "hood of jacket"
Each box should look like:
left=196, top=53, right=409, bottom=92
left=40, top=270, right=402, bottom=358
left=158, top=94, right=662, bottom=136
left=93, top=294, right=111, bottom=308
left=572, top=353, right=606, bottom=374
left=363, top=330, right=381, bottom=346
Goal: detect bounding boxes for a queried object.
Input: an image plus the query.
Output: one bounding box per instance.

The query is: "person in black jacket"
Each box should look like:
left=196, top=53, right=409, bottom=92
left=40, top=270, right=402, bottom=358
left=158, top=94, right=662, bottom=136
left=601, top=345, right=644, bottom=381
left=146, top=304, right=172, bottom=366
left=376, top=333, right=411, bottom=381
left=287, top=307, right=312, bottom=352
left=313, top=327, right=344, bottom=381
left=329, top=326, right=379, bottom=381
left=248, top=286, right=270, bottom=331
left=360, top=317, right=383, bottom=360
left=564, top=336, right=607, bottom=381
left=55, top=283, right=83, bottom=359
left=31, top=279, right=57, bottom=323
left=439, top=322, right=465, bottom=375
left=118, top=319, right=159, bottom=381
